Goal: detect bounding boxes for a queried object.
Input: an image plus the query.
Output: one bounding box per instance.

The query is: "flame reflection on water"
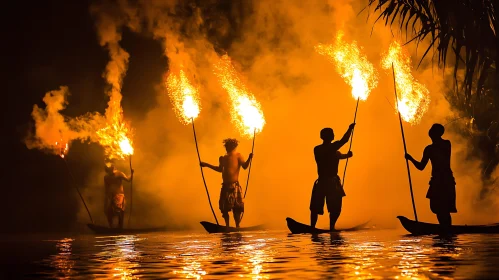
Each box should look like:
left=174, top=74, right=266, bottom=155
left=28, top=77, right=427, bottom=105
left=26, top=230, right=499, bottom=279
left=93, top=235, right=142, bottom=279
left=49, top=237, right=75, bottom=279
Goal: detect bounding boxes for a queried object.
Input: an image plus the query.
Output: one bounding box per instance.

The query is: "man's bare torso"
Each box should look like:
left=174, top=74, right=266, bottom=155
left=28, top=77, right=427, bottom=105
left=104, top=172, right=125, bottom=195
left=221, top=152, right=243, bottom=184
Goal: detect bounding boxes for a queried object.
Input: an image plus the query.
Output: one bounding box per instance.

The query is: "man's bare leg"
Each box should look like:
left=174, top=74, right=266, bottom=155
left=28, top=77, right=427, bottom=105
left=107, top=210, right=114, bottom=228
left=118, top=212, right=124, bottom=229
left=310, top=212, right=318, bottom=228
left=223, top=213, right=230, bottom=228
left=329, top=211, right=341, bottom=231
left=234, top=211, right=242, bottom=228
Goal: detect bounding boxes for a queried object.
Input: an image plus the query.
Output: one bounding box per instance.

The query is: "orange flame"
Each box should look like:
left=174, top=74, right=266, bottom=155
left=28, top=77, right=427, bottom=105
left=315, top=31, right=378, bottom=101
left=213, top=55, right=265, bottom=138
left=381, top=41, right=430, bottom=124
left=166, top=68, right=201, bottom=124
left=96, top=104, right=134, bottom=160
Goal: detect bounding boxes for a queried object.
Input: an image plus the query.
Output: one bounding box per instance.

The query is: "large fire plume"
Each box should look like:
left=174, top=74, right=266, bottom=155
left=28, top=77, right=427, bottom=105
left=96, top=106, right=134, bottom=160
left=381, top=41, right=430, bottom=124
left=315, top=31, right=378, bottom=101
left=166, top=67, right=201, bottom=124
left=213, top=55, right=265, bottom=138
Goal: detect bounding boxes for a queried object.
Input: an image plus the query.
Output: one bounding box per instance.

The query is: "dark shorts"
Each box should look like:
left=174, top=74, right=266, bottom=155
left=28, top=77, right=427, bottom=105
left=309, top=177, right=344, bottom=215
left=427, top=175, right=457, bottom=214
left=219, top=181, right=244, bottom=214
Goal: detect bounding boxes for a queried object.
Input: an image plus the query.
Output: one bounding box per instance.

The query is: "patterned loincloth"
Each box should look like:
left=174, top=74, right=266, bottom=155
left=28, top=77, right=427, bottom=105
left=106, top=193, right=126, bottom=215
left=219, top=181, right=244, bottom=214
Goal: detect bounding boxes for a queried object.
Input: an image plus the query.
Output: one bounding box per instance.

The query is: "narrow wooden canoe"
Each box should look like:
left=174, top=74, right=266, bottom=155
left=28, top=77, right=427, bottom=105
left=200, top=221, right=265, bottom=233
left=397, top=216, right=499, bottom=235
left=87, top=224, right=168, bottom=235
left=286, top=217, right=369, bottom=234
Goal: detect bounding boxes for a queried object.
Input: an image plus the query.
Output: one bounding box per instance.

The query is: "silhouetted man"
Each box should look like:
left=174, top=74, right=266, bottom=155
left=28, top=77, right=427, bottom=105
left=104, top=163, right=134, bottom=229
left=201, top=138, right=253, bottom=228
left=310, top=123, right=355, bottom=230
left=405, top=123, right=457, bottom=227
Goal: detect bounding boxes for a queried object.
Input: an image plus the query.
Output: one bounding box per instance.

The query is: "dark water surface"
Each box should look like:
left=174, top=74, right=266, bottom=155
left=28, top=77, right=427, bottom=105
left=2, top=229, right=499, bottom=279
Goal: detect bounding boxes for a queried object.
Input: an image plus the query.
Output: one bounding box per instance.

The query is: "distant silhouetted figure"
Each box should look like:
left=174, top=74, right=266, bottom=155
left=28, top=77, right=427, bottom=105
left=405, top=123, right=457, bottom=227
left=104, top=163, right=134, bottom=229
left=310, top=123, right=355, bottom=230
left=201, top=138, right=253, bottom=228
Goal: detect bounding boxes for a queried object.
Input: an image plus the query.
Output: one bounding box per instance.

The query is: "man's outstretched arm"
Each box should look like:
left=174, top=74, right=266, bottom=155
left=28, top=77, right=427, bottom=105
left=201, top=156, right=223, bottom=172
left=405, top=147, right=430, bottom=171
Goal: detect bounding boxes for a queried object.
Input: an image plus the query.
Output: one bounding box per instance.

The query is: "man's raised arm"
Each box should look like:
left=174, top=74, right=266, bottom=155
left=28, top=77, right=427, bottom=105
left=334, top=123, right=356, bottom=148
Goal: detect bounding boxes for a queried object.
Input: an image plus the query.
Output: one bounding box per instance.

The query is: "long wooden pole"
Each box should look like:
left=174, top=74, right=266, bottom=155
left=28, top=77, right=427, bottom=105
left=191, top=118, right=219, bottom=225
left=244, top=128, right=256, bottom=198
left=127, top=155, right=133, bottom=227
left=392, top=63, right=418, bottom=222
left=63, top=158, right=94, bottom=224
left=341, top=97, right=360, bottom=188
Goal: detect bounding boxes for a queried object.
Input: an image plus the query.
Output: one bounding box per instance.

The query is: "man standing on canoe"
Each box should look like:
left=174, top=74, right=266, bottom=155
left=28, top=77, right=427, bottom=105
left=200, top=138, right=253, bottom=228
left=104, top=163, right=134, bottom=229
left=310, top=123, right=355, bottom=230
left=405, top=123, right=457, bottom=227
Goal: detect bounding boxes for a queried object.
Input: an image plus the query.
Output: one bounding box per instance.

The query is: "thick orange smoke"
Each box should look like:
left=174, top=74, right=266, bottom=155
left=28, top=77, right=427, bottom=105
left=26, top=87, right=105, bottom=158
left=381, top=41, right=431, bottom=124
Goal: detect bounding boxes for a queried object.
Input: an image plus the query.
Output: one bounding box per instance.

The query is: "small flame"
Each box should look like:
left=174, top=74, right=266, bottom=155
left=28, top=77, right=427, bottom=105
left=381, top=41, right=430, bottom=124
left=166, top=68, right=201, bottom=124
left=315, top=31, right=378, bottom=101
left=55, top=139, right=69, bottom=158
left=213, top=55, right=265, bottom=138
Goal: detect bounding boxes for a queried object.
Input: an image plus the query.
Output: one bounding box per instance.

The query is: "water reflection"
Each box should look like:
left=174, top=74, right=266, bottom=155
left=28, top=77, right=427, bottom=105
left=311, top=233, right=344, bottom=278
left=428, top=235, right=460, bottom=279
left=24, top=230, right=499, bottom=279
left=238, top=236, right=274, bottom=279
left=170, top=237, right=212, bottom=279
left=93, top=235, right=141, bottom=279
left=220, top=232, right=243, bottom=251
left=50, top=237, right=75, bottom=279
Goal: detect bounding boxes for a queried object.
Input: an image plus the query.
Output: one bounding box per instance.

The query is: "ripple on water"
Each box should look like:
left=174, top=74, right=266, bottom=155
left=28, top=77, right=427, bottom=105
left=5, top=229, right=499, bottom=279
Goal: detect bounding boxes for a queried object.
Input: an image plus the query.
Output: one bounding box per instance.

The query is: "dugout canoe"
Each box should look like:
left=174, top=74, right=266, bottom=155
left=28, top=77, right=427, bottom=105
left=200, top=221, right=265, bottom=233
left=87, top=224, right=168, bottom=235
left=397, top=216, right=499, bottom=235
left=286, top=217, right=369, bottom=234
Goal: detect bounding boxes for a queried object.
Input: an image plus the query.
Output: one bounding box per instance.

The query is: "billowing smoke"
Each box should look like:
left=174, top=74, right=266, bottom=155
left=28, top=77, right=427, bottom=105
left=27, top=0, right=499, bottom=230
left=26, top=86, right=104, bottom=156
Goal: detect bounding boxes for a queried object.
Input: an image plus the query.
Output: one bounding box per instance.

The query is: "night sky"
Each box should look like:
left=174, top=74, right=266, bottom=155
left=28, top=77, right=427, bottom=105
left=5, top=0, right=168, bottom=233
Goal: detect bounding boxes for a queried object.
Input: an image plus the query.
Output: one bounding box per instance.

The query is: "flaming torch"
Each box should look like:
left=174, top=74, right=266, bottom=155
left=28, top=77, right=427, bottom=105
left=381, top=41, right=431, bottom=221
left=213, top=55, right=266, bottom=199
left=166, top=67, right=219, bottom=225
left=315, top=31, right=378, bottom=187
left=96, top=108, right=135, bottom=226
